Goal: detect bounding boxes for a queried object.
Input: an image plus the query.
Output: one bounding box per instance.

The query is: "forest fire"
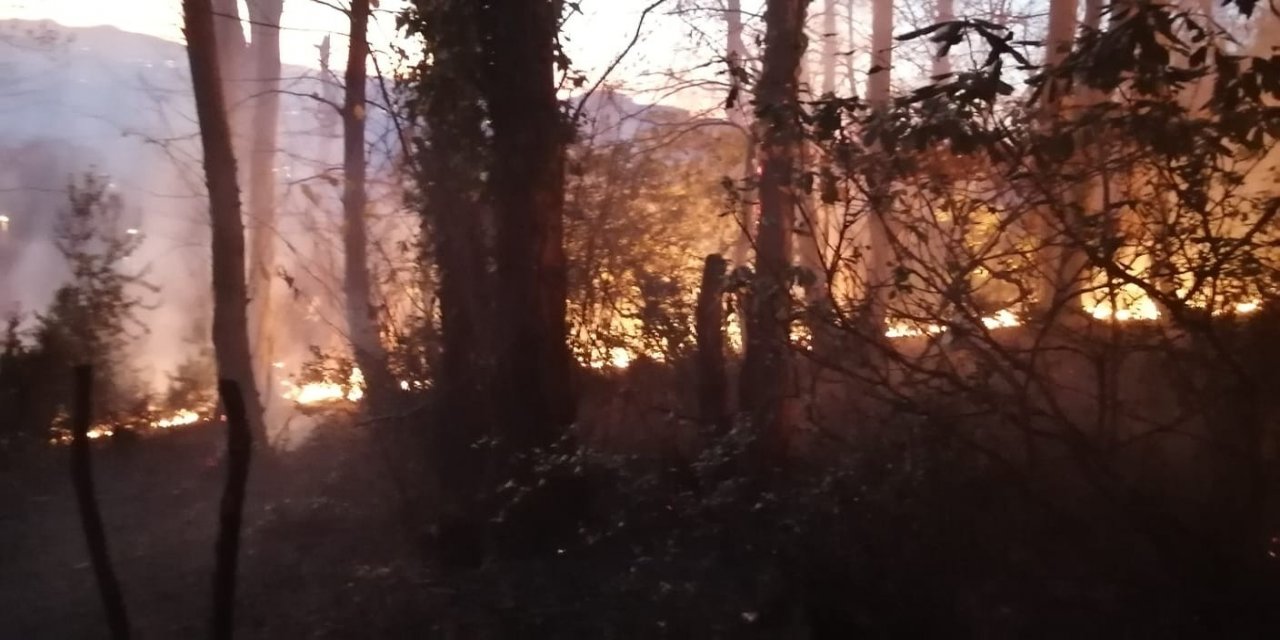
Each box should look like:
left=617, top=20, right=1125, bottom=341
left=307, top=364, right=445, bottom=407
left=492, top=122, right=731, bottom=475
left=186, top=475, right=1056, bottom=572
left=282, top=367, right=365, bottom=406
left=1082, top=288, right=1263, bottom=322
left=47, top=407, right=209, bottom=445
left=884, top=308, right=1022, bottom=339
left=152, top=409, right=201, bottom=429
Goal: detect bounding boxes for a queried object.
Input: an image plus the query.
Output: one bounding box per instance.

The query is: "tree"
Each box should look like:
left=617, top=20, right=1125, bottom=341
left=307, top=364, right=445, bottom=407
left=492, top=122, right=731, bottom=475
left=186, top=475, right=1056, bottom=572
left=245, top=0, right=285, bottom=403
left=1030, top=0, right=1079, bottom=316
left=863, top=0, right=894, bottom=330
left=726, top=0, right=757, bottom=270
left=400, top=0, right=494, bottom=569
left=932, top=0, right=954, bottom=78
left=342, top=0, right=394, bottom=400
left=739, top=0, right=809, bottom=459
left=22, top=177, right=155, bottom=427
left=183, top=0, right=267, bottom=444
left=479, top=0, right=576, bottom=451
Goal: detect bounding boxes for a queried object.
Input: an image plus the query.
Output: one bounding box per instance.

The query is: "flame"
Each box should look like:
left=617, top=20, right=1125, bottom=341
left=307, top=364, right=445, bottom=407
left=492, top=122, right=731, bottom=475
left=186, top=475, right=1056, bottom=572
left=86, top=426, right=113, bottom=439
left=153, top=409, right=200, bottom=429
left=1082, top=288, right=1262, bottom=321
left=884, top=309, right=1020, bottom=339
left=283, top=367, right=365, bottom=405
left=589, top=347, right=635, bottom=370
left=885, top=320, right=946, bottom=339
left=1232, top=300, right=1261, bottom=315
left=982, top=308, right=1021, bottom=330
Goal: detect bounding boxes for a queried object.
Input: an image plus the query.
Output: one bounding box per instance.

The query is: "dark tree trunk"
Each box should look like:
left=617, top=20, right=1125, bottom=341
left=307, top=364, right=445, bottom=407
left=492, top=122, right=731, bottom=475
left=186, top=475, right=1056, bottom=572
left=480, top=0, right=575, bottom=446
left=184, top=0, right=267, bottom=444
left=69, top=366, right=130, bottom=640
left=478, top=0, right=578, bottom=559
left=245, top=0, right=284, bottom=403
left=211, top=380, right=253, bottom=640
left=342, top=0, right=394, bottom=399
left=412, top=0, right=494, bottom=570
left=696, top=254, right=730, bottom=434
left=739, top=0, right=808, bottom=461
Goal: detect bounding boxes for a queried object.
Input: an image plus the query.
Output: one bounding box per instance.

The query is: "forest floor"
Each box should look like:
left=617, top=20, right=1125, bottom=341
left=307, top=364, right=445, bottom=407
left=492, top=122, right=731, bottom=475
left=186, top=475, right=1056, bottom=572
left=0, top=417, right=443, bottom=639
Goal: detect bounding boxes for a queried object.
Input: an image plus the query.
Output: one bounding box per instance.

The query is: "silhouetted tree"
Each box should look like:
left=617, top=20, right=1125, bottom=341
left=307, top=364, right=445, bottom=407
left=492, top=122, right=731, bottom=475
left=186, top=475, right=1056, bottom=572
left=183, top=0, right=267, bottom=443
left=740, top=0, right=808, bottom=460
left=342, top=0, right=394, bottom=400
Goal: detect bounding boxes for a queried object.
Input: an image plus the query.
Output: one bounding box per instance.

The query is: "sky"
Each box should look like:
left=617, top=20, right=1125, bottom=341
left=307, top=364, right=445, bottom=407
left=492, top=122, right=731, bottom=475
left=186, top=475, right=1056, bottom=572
left=0, top=0, right=703, bottom=102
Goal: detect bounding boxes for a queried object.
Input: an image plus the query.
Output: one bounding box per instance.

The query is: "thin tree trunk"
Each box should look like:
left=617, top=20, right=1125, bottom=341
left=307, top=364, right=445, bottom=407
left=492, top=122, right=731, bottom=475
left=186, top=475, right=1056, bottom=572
left=211, top=379, right=252, bottom=640
left=1031, top=0, right=1079, bottom=318
left=864, top=0, right=894, bottom=332
left=696, top=254, right=729, bottom=434
left=342, top=0, right=393, bottom=399
left=184, top=0, right=267, bottom=444
left=933, top=0, right=954, bottom=77
left=245, top=0, right=284, bottom=407
left=822, top=0, right=838, bottom=94
left=740, top=0, right=808, bottom=461
left=797, top=62, right=825, bottom=306
left=70, top=366, right=130, bottom=640
left=844, top=0, right=859, bottom=96
left=727, top=0, right=756, bottom=271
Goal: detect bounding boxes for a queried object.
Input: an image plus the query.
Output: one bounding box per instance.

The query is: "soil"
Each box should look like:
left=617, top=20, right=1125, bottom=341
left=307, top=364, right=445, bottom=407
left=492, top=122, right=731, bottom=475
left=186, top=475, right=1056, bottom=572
left=0, top=419, right=441, bottom=639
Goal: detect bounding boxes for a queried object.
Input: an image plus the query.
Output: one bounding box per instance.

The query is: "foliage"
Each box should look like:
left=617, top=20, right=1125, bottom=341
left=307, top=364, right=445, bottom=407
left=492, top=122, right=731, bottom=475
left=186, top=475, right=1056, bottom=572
left=0, top=174, right=154, bottom=438
left=565, top=113, right=743, bottom=367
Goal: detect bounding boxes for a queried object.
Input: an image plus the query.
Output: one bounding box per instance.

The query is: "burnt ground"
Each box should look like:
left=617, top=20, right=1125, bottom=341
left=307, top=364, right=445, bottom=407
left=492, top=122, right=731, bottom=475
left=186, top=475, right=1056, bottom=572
left=0, top=419, right=442, bottom=639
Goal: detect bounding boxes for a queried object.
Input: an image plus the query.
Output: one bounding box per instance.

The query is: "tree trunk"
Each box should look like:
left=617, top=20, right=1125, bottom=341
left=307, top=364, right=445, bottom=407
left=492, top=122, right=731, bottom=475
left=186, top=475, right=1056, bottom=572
left=211, top=380, right=252, bottom=640
left=1031, top=0, right=1079, bottom=318
left=727, top=0, right=757, bottom=271
left=183, top=0, right=267, bottom=444
left=822, top=0, right=838, bottom=94
left=696, top=254, right=729, bottom=434
left=843, top=0, right=859, bottom=95
left=210, top=0, right=245, bottom=111
left=411, top=0, right=494, bottom=572
left=481, top=0, right=575, bottom=449
left=864, top=0, right=894, bottom=332
left=739, top=0, right=808, bottom=461
left=245, top=0, right=284, bottom=408
left=796, top=62, right=825, bottom=307
left=342, top=0, right=394, bottom=400
left=933, top=0, right=954, bottom=78
left=477, top=0, right=580, bottom=562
